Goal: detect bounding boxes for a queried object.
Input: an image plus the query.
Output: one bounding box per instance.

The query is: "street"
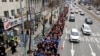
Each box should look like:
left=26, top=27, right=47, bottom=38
left=59, top=4, right=100, bottom=56
left=0, top=0, right=100, bottom=56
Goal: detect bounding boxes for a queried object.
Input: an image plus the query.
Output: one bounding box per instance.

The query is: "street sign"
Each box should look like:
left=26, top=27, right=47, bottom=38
left=24, top=21, right=31, bottom=29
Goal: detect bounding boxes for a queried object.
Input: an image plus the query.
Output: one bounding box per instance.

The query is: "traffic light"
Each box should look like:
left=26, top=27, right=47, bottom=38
left=0, top=19, right=4, bottom=42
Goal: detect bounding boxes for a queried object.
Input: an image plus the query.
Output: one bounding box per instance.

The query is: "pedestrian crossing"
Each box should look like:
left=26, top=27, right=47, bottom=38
left=65, top=29, right=100, bottom=37
left=80, top=36, right=100, bottom=43
left=64, top=33, right=100, bottom=43
left=63, top=28, right=100, bottom=43
left=65, top=36, right=100, bottom=43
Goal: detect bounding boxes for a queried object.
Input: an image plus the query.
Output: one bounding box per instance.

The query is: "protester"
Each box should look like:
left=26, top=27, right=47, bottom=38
left=33, top=7, right=69, bottom=56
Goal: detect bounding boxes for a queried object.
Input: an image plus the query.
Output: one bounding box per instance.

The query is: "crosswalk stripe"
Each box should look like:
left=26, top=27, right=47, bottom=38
left=97, top=44, right=100, bottom=49
left=89, top=37, right=95, bottom=43
left=91, top=33, right=100, bottom=37
left=95, top=38, right=100, bottom=43
left=80, top=37, right=84, bottom=42
left=84, top=36, right=90, bottom=42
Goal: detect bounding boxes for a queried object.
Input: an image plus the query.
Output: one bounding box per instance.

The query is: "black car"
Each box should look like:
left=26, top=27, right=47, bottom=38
left=85, top=18, right=93, bottom=24
left=69, top=15, right=75, bottom=22
left=88, top=7, right=93, bottom=10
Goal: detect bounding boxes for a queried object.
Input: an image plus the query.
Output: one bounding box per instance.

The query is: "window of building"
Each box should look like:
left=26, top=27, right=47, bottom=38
left=2, top=0, right=7, bottom=2
left=9, top=0, right=13, bottom=2
left=17, top=9, right=20, bottom=14
left=4, top=11, right=9, bottom=17
left=16, top=0, right=18, bottom=2
left=11, top=10, right=15, bottom=16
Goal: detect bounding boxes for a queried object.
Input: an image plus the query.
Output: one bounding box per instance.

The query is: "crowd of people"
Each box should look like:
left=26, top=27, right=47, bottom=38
left=33, top=7, right=69, bottom=56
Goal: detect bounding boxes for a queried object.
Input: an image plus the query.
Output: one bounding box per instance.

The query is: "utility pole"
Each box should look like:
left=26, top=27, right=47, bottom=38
left=27, top=0, right=32, bottom=54
left=42, top=0, right=45, bottom=36
left=20, top=0, right=27, bottom=56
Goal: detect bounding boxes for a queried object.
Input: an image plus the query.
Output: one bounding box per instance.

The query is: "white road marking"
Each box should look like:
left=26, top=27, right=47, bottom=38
left=89, top=44, right=96, bottom=56
left=71, top=43, right=75, bottom=56
left=98, top=38, right=100, bottom=42
left=95, top=38, right=99, bottom=43
left=89, top=37, right=95, bottom=43
left=97, top=44, right=100, bottom=49
left=96, top=33, right=100, bottom=36
left=91, top=33, right=96, bottom=36
left=85, top=36, right=90, bottom=42
left=91, top=33, right=100, bottom=37
left=65, top=28, right=68, bottom=33
left=65, top=36, right=68, bottom=40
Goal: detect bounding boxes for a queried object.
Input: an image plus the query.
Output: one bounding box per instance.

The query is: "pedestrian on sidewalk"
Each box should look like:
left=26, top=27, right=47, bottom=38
left=10, top=40, right=17, bottom=54
left=0, top=42, right=6, bottom=56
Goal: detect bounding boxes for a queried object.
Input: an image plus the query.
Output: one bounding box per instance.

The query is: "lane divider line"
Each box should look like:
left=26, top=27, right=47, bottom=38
left=97, top=44, right=100, bottom=49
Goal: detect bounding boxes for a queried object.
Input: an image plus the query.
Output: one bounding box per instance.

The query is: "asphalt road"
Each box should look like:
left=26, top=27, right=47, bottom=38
left=58, top=4, right=100, bottom=56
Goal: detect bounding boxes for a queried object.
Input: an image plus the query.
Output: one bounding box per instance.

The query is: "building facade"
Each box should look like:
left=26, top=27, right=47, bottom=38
left=0, top=0, right=26, bottom=18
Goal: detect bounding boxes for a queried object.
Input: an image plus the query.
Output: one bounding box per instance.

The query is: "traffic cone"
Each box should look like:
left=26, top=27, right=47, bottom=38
left=61, top=46, right=64, bottom=50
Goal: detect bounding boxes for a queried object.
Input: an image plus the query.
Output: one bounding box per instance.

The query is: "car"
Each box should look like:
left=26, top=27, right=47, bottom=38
left=88, top=7, right=93, bottom=10
left=79, top=9, right=82, bottom=12
left=80, top=11, right=85, bottom=15
left=75, top=10, right=78, bottom=13
left=95, top=10, right=100, bottom=15
left=69, top=28, right=80, bottom=42
left=70, top=10, right=74, bottom=14
left=76, top=6, right=78, bottom=9
left=70, top=4, right=73, bottom=10
left=85, top=18, right=93, bottom=24
left=69, top=14, right=75, bottom=22
left=81, top=24, right=92, bottom=35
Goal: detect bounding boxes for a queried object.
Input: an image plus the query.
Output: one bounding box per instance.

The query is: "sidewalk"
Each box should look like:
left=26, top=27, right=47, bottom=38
left=7, top=8, right=60, bottom=56
left=7, top=22, right=51, bottom=56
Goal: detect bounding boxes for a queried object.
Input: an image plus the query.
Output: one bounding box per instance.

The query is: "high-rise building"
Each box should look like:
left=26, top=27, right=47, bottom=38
left=0, top=0, right=27, bottom=18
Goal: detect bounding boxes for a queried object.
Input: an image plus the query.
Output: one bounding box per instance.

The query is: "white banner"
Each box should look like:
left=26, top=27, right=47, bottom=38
left=1, top=16, right=27, bottom=30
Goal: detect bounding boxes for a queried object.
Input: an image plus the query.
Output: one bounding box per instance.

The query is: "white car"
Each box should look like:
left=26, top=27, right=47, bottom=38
left=75, top=10, right=78, bottom=13
left=69, top=28, right=80, bottom=42
left=79, top=9, right=82, bottom=12
left=70, top=10, right=74, bottom=14
left=81, top=24, right=92, bottom=35
left=95, top=11, right=100, bottom=15
left=80, top=11, right=85, bottom=15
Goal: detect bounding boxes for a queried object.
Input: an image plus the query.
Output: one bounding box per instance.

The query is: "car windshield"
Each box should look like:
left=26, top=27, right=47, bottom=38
left=87, top=19, right=92, bottom=22
left=70, top=16, right=75, bottom=19
left=84, top=26, right=90, bottom=30
left=71, top=32, right=79, bottom=36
